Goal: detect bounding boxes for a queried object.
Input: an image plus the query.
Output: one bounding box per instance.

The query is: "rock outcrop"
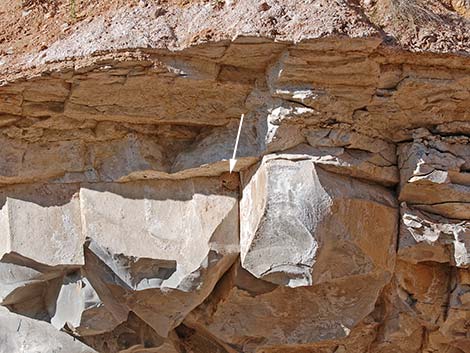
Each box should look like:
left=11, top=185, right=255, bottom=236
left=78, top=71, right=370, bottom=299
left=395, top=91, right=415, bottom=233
left=0, top=1, right=469, bottom=353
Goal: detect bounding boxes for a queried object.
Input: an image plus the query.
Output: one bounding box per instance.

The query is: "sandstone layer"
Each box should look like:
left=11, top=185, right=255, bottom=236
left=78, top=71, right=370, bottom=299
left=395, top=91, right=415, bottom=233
left=0, top=1, right=469, bottom=353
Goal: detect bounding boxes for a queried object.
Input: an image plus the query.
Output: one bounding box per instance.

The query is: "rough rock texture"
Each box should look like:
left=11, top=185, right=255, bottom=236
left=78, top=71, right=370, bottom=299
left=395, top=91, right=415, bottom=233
left=0, top=1, right=470, bottom=353
left=240, top=156, right=397, bottom=287
left=0, top=306, right=97, bottom=353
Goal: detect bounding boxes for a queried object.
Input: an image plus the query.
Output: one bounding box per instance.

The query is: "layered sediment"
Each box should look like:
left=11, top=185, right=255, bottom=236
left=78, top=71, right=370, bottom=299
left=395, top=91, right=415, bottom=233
left=0, top=1, right=469, bottom=352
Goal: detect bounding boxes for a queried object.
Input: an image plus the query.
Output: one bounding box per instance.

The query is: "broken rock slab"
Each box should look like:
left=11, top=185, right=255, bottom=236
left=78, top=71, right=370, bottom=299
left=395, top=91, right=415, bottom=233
left=305, top=128, right=397, bottom=164
left=399, top=203, right=470, bottom=267
left=0, top=261, right=64, bottom=321
left=186, top=261, right=391, bottom=351
left=51, top=271, right=122, bottom=336
left=0, top=262, right=45, bottom=305
left=81, top=313, right=182, bottom=353
left=304, top=128, right=398, bottom=185
left=0, top=306, right=96, bottom=353
left=281, top=143, right=399, bottom=186
left=183, top=154, right=399, bottom=351
left=79, top=178, right=239, bottom=337
left=0, top=184, right=84, bottom=268
left=435, top=268, right=470, bottom=352
left=398, top=134, right=470, bottom=219
left=240, top=155, right=398, bottom=287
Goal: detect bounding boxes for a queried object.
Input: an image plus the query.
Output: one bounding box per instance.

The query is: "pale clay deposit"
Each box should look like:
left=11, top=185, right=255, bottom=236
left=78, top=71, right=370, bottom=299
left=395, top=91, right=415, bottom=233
left=0, top=0, right=469, bottom=352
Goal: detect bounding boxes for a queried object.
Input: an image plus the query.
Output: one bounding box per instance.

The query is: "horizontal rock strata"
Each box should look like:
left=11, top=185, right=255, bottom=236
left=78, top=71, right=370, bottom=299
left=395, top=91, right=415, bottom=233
left=0, top=1, right=469, bottom=353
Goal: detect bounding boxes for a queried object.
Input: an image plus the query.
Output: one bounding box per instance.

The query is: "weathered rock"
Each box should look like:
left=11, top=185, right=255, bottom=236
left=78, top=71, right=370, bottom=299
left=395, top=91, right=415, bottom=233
left=80, top=313, right=181, bottom=353
left=187, top=261, right=391, bottom=351
left=171, top=118, right=261, bottom=175
left=371, top=261, right=451, bottom=353
left=79, top=179, right=239, bottom=337
left=371, top=295, right=425, bottom=353
left=0, top=306, right=97, bottom=353
left=305, top=128, right=397, bottom=165
left=1, top=1, right=470, bottom=351
left=431, top=267, right=470, bottom=352
left=240, top=155, right=397, bottom=287
left=395, top=260, right=450, bottom=325
left=174, top=323, right=236, bottom=353
left=0, top=137, right=86, bottom=184
left=281, top=143, right=399, bottom=186
left=171, top=104, right=308, bottom=176
left=0, top=262, right=63, bottom=321
left=267, top=39, right=381, bottom=126
left=87, top=133, right=171, bottom=181
left=398, top=135, right=470, bottom=219
left=0, top=184, right=84, bottom=268
left=51, top=272, right=122, bottom=336
left=399, top=204, right=470, bottom=267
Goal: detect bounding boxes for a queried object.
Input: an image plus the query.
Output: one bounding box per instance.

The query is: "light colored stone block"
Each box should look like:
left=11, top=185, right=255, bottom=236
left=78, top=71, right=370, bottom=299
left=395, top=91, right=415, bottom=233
left=51, top=273, right=122, bottom=335
left=0, top=185, right=84, bottom=267
left=0, top=306, right=97, bottom=353
left=79, top=179, right=239, bottom=336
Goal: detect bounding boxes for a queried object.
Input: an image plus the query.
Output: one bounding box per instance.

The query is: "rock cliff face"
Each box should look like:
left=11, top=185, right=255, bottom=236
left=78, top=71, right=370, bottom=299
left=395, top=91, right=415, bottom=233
left=0, top=1, right=469, bottom=353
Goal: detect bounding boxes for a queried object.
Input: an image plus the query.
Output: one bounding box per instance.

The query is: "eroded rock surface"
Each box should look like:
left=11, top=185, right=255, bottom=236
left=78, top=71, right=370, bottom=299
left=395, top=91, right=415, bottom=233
left=240, top=156, right=397, bottom=287
left=1, top=1, right=470, bottom=352
left=0, top=306, right=97, bottom=353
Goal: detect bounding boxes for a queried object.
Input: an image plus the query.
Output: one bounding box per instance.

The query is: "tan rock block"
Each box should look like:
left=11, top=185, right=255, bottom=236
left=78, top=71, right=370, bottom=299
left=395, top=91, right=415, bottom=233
left=398, top=137, right=470, bottom=219
left=452, top=0, right=470, bottom=18
left=0, top=138, right=86, bottom=184
left=240, top=156, right=397, bottom=287
left=81, top=313, right=181, bottom=353
left=88, top=133, right=170, bottom=181
left=280, top=143, right=399, bottom=186
left=0, top=93, right=22, bottom=115
left=22, top=78, right=70, bottom=103
left=187, top=261, right=390, bottom=350
left=399, top=204, right=470, bottom=267
left=66, top=75, right=249, bottom=126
